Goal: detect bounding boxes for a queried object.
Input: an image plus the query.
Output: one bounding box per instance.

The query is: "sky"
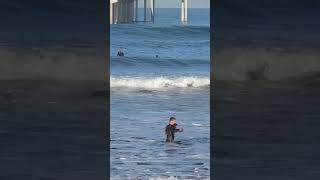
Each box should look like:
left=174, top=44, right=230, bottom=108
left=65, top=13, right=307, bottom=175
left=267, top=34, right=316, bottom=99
left=138, top=0, right=210, bottom=9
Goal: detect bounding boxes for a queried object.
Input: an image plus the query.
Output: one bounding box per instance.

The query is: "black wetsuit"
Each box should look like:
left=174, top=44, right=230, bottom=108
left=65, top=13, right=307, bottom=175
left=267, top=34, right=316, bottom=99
left=117, top=51, right=124, bottom=56
left=165, top=124, right=179, bottom=143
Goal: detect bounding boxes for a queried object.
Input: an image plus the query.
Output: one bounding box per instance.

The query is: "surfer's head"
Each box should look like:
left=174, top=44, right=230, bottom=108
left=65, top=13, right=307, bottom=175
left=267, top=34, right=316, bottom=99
left=169, top=117, right=176, bottom=125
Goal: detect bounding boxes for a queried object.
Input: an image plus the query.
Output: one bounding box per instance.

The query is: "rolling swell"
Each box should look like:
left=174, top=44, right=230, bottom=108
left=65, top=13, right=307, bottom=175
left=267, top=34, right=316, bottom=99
left=1, top=0, right=106, bottom=82
left=112, top=25, right=209, bottom=40
left=213, top=1, right=320, bottom=82
left=112, top=56, right=209, bottom=67
left=213, top=46, right=320, bottom=82
left=0, top=47, right=105, bottom=81
left=141, top=25, right=210, bottom=38
left=110, top=9, right=210, bottom=82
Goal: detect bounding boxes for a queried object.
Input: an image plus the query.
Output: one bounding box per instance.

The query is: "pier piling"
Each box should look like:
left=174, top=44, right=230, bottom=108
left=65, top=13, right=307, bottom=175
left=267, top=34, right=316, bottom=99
left=181, top=0, right=188, bottom=22
left=110, top=0, right=188, bottom=24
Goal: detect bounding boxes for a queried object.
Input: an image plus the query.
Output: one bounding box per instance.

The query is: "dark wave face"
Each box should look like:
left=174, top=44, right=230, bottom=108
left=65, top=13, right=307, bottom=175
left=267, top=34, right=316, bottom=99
left=213, top=1, right=320, bottom=82
left=213, top=45, right=320, bottom=82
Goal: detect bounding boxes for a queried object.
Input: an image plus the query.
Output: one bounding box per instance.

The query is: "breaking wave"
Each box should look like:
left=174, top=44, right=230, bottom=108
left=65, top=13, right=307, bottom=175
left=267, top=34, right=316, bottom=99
left=110, top=75, right=210, bottom=89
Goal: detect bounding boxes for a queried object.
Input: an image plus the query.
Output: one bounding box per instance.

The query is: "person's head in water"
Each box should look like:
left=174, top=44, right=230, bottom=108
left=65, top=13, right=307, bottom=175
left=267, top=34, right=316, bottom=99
left=117, top=48, right=124, bottom=56
left=169, top=117, right=177, bottom=126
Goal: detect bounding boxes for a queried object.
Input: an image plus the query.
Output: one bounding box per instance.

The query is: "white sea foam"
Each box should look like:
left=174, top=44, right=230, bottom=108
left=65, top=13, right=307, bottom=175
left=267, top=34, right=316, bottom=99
left=187, top=154, right=210, bottom=160
left=149, top=176, right=210, bottom=180
left=192, top=123, right=205, bottom=127
left=110, top=76, right=210, bottom=89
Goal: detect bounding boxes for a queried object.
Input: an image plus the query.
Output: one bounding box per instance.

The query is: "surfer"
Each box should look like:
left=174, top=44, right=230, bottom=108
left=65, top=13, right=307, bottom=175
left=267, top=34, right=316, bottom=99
left=117, top=48, right=124, bottom=56
left=165, top=117, right=183, bottom=143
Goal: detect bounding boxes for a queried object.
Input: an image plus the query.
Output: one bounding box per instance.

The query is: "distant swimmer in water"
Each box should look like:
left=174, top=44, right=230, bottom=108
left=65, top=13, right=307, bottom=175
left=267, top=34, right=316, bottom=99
left=117, top=48, right=124, bottom=56
left=155, top=54, right=159, bottom=58
left=165, top=117, right=183, bottom=143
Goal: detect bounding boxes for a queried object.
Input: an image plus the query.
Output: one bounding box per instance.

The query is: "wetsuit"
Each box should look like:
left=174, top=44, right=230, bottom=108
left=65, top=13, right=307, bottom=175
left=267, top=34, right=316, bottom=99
left=165, top=124, right=179, bottom=143
left=117, top=51, right=124, bottom=56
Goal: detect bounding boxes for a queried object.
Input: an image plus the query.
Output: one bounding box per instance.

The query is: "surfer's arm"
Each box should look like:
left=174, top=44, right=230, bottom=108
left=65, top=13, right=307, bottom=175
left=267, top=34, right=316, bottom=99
left=176, top=128, right=183, bottom=132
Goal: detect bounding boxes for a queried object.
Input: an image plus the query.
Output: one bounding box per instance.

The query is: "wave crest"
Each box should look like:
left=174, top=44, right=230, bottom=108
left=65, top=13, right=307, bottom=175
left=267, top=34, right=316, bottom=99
left=111, top=76, right=210, bottom=89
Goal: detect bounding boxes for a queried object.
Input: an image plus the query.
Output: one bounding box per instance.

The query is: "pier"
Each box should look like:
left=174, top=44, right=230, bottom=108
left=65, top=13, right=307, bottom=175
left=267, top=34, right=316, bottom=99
left=110, top=0, right=188, bottom=24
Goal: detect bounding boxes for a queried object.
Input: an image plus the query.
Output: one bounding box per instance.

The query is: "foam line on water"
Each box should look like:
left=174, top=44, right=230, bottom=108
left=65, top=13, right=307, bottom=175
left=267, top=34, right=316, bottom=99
left=110, top=75, right=210, bottom=89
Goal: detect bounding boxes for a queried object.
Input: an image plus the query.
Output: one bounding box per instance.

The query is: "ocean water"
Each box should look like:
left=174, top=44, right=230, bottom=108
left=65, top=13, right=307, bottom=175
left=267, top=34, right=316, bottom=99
left=110, top=8, right=210, bottom=179
left=213, top=5, right=320, bottom=179
left=0, top=1, right=107, bottom=179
